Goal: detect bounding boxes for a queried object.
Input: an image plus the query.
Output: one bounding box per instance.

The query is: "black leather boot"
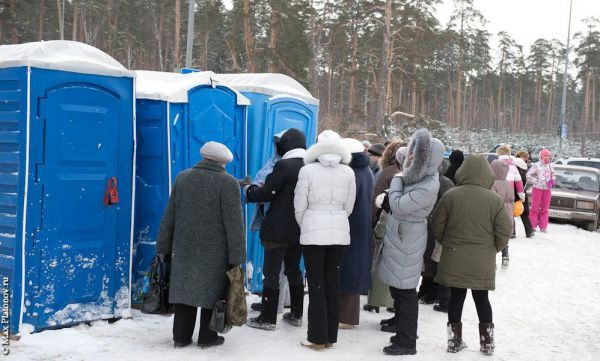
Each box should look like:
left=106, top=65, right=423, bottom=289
left=246, top=289, right=279, bottom=331
left=283, top=285, right=304, bottom=326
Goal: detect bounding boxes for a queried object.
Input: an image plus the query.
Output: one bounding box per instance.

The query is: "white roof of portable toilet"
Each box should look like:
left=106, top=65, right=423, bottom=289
left=217, top=73, right=319, bottom=105
left=135, top=70, right=250, bottom=105
left=0, top=40, right=134, bottom=77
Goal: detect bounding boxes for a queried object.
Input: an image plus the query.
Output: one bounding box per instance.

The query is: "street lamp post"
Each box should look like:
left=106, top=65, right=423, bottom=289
left=185, top=0, right=195, bottom=68
left=559, top=0, right=573, bottom=155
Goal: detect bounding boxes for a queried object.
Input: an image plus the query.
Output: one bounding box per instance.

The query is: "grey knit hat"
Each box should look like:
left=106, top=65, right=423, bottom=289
left=200, top=141, right=234, bottom=164
left=395, top=146, right=408, bottom=166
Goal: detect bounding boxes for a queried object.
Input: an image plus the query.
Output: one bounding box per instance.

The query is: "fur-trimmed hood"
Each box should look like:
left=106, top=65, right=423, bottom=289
left=401, top=129, right=445, bottom=185
left=304, top=130, right=352, bottom=166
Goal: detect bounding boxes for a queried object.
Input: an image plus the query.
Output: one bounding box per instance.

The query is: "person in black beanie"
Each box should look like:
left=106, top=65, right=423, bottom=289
left=445, top=150, right=464, bottom=185
left=245, top=129, right=307, bottom=331
left=368, top=143, right=386, bottom=176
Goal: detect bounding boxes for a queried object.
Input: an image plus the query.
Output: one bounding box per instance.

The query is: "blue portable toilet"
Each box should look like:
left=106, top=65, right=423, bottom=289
left=0, top=41, right=135, bottom=333
left=217, top=74, right=319, bottom=293
left=132, top=70, right=249, bottom=301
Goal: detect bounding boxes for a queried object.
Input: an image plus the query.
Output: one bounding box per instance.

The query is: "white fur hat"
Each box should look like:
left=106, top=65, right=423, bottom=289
left=513, top=157, right=528, bottom=170
left=200, top=141, right=233, bottom=164
left=317, top=129, right=342, bottom=144
left=342, top=138, right=365, bottom=154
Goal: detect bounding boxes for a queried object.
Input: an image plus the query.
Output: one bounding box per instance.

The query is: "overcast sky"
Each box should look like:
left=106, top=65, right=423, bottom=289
left=435, top=0, right=598, bottom=54
left=221, top=0, right=599, bottom=56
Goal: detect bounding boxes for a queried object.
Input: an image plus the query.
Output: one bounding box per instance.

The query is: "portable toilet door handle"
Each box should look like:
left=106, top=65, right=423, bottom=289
left=104, top=177, right=120, bottom=206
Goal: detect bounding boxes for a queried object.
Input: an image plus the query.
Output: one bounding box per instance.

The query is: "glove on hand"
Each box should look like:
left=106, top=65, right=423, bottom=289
left=380, top=191, right=391, bottom=213
left=375, top=192, right=386, bottom=209
left=518, top=192, right=525, bottom=202
left=238, top=176, right=252, bottom=187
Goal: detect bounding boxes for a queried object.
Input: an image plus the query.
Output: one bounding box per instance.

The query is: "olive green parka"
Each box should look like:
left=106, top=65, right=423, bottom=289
left=432, top=155, right=512, bottom=290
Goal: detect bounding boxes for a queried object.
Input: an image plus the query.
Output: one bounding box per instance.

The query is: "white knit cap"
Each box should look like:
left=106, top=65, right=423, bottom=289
left=200, top=141, right=234, bottom=164
left=342, top=138, right=365, bottom=154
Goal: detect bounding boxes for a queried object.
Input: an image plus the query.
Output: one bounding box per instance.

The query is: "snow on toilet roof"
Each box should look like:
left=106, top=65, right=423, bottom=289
left=217, top=73, right=319, bottom=105
left=135, top=70, right=250, bottom=105
left=0, top=40, right=134, bottom=77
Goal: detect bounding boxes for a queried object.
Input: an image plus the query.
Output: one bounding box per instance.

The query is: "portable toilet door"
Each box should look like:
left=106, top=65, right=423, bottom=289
left=248, top=96, right=318, bottom=293
left=216, top=73, right=319, bottom=293
left=261, top=95, right=318, bottom=164
left=133, top=71, right=249, bottom=302
left=185, top=81, right=246, bottom=179
left=0, top=41, right=135, bottom=333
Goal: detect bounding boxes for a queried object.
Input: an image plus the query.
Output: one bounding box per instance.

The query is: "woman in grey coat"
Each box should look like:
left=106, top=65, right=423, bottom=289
left=156, top=141, right=246, bottom=349
left=377, top=129, right=445, bottom=356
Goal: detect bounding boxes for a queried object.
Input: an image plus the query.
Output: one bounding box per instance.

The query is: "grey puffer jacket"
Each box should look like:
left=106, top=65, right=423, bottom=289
left=377, top=129, right=444, bottom=290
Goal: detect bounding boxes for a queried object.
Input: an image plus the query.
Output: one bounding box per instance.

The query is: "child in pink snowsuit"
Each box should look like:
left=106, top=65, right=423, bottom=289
left=526, top=149, right=555, bottom=232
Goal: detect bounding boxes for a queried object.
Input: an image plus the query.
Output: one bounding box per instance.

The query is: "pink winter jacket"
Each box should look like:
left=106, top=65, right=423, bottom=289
left=526, top=161, right=556, bottom=190
left=498, top=155, right=524, bottom=193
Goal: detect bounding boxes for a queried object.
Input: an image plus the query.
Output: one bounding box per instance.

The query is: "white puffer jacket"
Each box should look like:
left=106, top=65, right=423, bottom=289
left=294, top=131, right=357, bottom=246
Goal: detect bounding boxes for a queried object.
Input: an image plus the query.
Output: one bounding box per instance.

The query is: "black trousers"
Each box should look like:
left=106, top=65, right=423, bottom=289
left=263, top=243, right=303, bottom=291
left=448, top=287, right=493, bottom=323
left=173, top=303, right=217, bottom=344
left=389, top=287, right=418, bottom=348
left=521, top=198, right=534, bottom=236
left=438, top=285, right=450, bottom=307
left=303, top=244, right=345, bottom=344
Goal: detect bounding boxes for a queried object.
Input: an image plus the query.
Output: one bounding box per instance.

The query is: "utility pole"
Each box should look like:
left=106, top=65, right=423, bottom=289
left=185, top=0, right=195, bottom=68
left=559, top=0, right=573, bottom=155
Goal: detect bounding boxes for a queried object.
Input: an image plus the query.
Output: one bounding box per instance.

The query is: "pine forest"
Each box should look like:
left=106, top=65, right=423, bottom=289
left=1, top=0, right=599, bottom=142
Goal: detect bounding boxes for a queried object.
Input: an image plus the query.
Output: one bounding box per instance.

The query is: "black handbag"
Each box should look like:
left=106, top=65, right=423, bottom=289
left=141, top=254, right=173, bottom=314
left=209, top=299, right=232, bottom=334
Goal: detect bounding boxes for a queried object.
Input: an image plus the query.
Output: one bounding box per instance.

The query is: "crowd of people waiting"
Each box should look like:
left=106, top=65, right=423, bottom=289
left=155, top=127, right=556, bottom=356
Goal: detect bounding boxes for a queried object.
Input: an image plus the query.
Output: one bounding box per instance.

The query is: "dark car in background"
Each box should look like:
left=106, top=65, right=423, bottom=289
left=527, top=165, right=600, bottom=231
left=481, top=152, right=499, bottom=164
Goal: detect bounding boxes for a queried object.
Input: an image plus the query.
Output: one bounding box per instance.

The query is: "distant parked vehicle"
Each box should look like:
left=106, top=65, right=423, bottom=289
left=527, top=165, right=600, bottom=231
left=480, top=152, right=499, bottom=164
left=554, top=157, right=600, bottom=171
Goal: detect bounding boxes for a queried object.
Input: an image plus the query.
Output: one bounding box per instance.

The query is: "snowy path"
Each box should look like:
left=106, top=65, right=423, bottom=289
left=11, top=222, right=600, bottom=361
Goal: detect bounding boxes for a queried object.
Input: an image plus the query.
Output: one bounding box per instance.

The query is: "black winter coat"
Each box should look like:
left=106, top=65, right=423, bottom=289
left=422, top=174, right=454, bottom=278
left=246, top=129, right=306, bottom=248
left=340, top=153, right=374, bottom=294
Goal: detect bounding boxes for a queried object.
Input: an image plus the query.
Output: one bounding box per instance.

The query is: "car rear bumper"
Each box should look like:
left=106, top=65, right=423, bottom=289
left=548, top=209, right=598, bottom=222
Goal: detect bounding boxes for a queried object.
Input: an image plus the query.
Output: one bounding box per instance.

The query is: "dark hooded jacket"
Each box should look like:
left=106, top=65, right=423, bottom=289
left=432, top=155, right=512, bottom=290
left=445, top=150, right=464, bottom=185
left=246, top=128, right=306, bottom=248
left=340, top=153, right=374, bottom=294
left=422, top=172, right=454, bottom=278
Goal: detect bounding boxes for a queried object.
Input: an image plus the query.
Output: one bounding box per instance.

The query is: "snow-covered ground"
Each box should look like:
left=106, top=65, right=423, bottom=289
left=10, top=222, right=600, bottom=361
